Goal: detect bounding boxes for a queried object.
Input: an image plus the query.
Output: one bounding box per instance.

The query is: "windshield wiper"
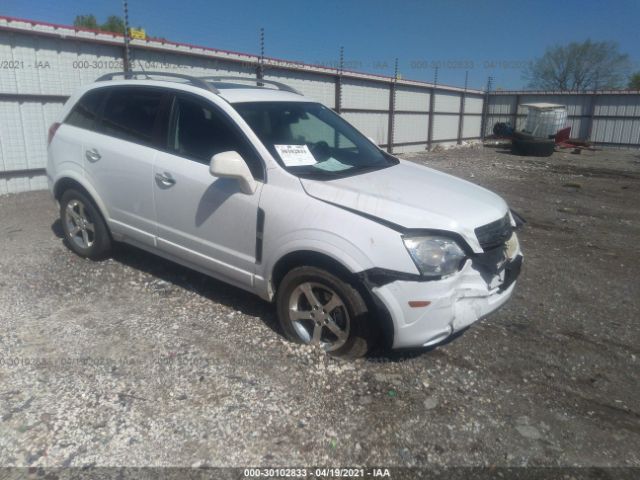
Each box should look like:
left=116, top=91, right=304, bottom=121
left=296, top=169, right=346, bottom=178
left=348, top=163, right=393, bottom=174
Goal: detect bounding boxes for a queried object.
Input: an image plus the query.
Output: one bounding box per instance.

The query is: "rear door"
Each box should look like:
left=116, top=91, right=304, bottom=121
left=53, top=88, right=108, bottom=184
left=82, top=86, right=168, bottom=246
left=152, top=92, right=265, bottom=289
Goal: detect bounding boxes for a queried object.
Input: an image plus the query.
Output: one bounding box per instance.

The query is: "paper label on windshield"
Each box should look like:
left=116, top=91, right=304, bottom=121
left=275, top=144, right=317, bottom=166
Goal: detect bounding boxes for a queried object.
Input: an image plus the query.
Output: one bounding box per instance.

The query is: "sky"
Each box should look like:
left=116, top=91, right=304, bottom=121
left=2, top=0, right=639, bottom=90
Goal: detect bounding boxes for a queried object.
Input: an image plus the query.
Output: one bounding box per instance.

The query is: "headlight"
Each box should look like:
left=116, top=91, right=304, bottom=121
left=403, top=236, right=466, bottom=277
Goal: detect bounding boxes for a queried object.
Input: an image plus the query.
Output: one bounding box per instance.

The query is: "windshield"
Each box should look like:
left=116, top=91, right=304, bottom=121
left=233, top=101, right=397, bottom=178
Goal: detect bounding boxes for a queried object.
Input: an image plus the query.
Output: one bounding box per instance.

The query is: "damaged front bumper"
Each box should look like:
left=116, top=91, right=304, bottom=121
left=370, top=253, right=523, bottom=349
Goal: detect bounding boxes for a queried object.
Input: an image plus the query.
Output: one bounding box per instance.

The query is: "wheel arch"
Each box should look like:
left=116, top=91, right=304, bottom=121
left=54, top=174, right=105, bottom=208
left=269, top=249, right=394, bottom=350
left=271, top=250, right=356, bottom=295
left=53, top=175, right=112, bottom=233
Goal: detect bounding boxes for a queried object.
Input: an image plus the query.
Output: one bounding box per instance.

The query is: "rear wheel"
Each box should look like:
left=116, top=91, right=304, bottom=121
left=276, top=266, right=374, bottom=359
left=60, top=189, right=112, bottom=259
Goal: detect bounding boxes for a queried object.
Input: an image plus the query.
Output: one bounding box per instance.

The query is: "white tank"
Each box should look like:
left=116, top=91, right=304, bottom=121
left=523, top=105, right=568, bottom=138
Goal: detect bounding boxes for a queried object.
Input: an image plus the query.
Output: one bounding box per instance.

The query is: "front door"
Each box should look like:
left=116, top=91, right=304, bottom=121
left=153, top=93, right=264, bottom=289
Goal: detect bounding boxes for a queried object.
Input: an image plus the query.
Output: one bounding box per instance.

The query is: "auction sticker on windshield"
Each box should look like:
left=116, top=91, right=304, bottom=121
left=275, top=144, right=317, bottom=166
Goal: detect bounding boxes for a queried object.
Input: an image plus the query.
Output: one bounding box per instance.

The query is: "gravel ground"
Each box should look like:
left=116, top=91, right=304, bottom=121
left=0, top=145, right=639, bottom=470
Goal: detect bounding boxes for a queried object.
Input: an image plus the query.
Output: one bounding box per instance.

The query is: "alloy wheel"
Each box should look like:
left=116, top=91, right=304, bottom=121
left=64, top=199, right=95, bottom=249
left=288, top=281, right=350, bottom=351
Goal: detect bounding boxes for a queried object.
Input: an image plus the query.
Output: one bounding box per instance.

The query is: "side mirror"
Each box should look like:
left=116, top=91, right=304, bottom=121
left=209, top=151, right=257, bottom=195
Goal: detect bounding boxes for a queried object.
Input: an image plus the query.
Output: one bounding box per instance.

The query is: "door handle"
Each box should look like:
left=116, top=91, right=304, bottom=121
left=85, top=148, right=101, bottom=162
left=155, top=172, right=176, bottom=187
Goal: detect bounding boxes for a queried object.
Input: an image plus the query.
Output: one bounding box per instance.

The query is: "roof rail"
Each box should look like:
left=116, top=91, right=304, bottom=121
left=96, top=71, right=220, bottom=94
left=199, top=76, right=302, bottom=95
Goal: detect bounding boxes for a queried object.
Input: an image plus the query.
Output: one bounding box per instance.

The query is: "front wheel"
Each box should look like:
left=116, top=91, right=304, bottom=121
left=276, top=266, right=375, bottom=359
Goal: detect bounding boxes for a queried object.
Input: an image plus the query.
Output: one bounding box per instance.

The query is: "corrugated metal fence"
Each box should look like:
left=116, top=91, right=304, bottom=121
left=2, top=16, right=639, bottom=195
left=485, top=91, right=640, bottom=148
left=0, top=16, right=484, bottom=194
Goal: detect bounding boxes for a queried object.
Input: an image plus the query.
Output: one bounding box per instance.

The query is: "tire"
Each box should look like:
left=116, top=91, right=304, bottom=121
left=512, top=130, right=534, bottom=141
left=511, top=137, right=555, bottom=157
left=276, top=266, right=374, bottom=359
left=59, top=189, right=112, bottom=259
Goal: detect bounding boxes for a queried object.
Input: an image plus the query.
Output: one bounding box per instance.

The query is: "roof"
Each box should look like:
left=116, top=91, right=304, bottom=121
left=93, top=72, right=309, bottom=103
left=84, top=78, right=310, bottom=104
left=217, top=87, right=307, bottom=103
left=520, top=102, right=567, bottom=110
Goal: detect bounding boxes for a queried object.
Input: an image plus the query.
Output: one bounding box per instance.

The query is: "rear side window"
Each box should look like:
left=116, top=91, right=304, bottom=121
left=65, top=89, right=106, bottom=131
left=168, top=94, right=263, bottom=179
left=100, top=87, right=164, bottom=146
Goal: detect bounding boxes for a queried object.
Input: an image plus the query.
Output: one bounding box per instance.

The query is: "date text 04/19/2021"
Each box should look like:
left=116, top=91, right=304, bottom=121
left=243, top=467, right=391, bottom=478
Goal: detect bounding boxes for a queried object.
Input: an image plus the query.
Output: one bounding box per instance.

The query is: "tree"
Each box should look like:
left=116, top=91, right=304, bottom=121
left=101, top=15, right=126, bottom=35
left=72, top=14, right=127, bottom=35
left=73, top=15, right=98, bottom=30
left=523, top=40, right=630, bottom=91
left=629, top=72, right=640, bottom=90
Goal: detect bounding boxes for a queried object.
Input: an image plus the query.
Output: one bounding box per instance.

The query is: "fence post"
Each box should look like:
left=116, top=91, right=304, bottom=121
left=427, top=88, right=435, bottom=150
left=480, top=76, right=493, bottom=141
left=427, top=67, right=438, bottom=150
left=512, top=93, right=520, bottom=131
left=387, top=58, right=398, bottom=154
left=587, top=90, right=598, bottom=142
left=457, top=71, right=468, bottom=144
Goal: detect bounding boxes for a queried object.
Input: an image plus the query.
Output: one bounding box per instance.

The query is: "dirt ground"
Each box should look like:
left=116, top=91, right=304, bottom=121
left=0, top=145, right=639, bottom=472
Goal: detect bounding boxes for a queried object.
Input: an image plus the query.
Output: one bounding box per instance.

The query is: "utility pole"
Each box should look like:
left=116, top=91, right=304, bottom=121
left=257, top=27, right=265, bottom=86
left=122, top=0, right=132, bottom=74
left=335, top=46, right=344, bottom=114
left=334, top=46, right=344, bottom=148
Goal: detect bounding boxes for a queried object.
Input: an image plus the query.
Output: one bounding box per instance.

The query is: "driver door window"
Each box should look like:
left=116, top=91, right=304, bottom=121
left=168, top=95, right=263, bottom=179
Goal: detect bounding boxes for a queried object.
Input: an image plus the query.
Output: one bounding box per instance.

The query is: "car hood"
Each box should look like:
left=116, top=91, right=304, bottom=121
left=300, top=159, right=509, bottom=251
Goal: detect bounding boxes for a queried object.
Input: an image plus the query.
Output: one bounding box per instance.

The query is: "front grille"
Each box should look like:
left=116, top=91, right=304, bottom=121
left=475, top=214, right=512, bottom=251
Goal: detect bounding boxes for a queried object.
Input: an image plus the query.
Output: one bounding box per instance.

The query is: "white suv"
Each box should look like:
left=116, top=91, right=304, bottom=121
left=47, top=72, right=522, bottom=358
